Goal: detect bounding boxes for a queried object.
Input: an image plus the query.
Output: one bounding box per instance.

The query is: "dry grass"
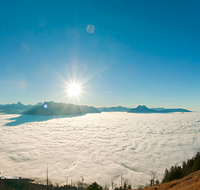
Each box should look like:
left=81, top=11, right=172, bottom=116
left=133, top=170, right=200, bottom=190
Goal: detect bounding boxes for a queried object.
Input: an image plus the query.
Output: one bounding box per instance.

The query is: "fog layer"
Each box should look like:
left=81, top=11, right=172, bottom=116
left=0, top=112, right=200, bottom=188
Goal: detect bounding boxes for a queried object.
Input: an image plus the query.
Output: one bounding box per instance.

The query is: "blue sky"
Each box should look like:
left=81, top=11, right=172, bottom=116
left=0, top=0, right=200, bottom=110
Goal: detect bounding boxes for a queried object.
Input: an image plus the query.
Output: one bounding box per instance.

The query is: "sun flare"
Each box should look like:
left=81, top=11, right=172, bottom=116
left=68, top=83, right=81, bottom=96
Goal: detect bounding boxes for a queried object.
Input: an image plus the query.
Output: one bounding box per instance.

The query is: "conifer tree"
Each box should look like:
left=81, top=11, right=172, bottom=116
left=192, top=152, right=200, bottom=172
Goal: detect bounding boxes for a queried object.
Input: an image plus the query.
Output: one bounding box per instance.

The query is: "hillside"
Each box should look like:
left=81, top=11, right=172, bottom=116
left=23, top=101, right=101, bottom=116
left=128, top=105, right=191, bottom=113
left=134, top=170, right=200, bottom=190
left=0, top=102, right=33, bottom=114
left=0, top=101, right=33, bottom=110
left=101, top=106, right=130, bottom=112
left=128, top=105, right=157, bottom=113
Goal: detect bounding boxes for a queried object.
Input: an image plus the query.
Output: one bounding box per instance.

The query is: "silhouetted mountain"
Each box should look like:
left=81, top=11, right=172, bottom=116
left=151, top=107, right=165, bottom=111
left=0, top=102, right=34, bottom=114
left=9, top=102, right=33, bottom=109
left=97, top=107, right=107, bottom=111
left=23, top=102, right=101, bottom=116
left=128, top=105, right=158, bottom=113
left=0, top=109, right=23, bottom=114
left=160, top=108, right=191, bottom=113
left=0, top=102, right=33, bottom=110
left=101, top=106, right=130, bottom=112
left=36, top=102, right=43, bottom=106
left=0, top=104, right=10, bottom=109
left=128, top=105, right=191, bottom=113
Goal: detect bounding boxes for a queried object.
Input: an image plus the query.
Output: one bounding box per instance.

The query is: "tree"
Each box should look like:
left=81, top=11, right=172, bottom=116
left=182, top=161, right=187, bottom=176
left=162, top=168, right=169, bottom=183
left=76, top=181, right=82, bottom=190
left=138, top=185, right=145, bottom=189
left=162, top=152, right=200, bottom=184
left=123, top=179, right=129, bottom=189
left=155, top=180, right=159, bottom=185
left=149, top=171, right=157, bottom=186
left=87, top=182, right=103, bottom=190
left=192, top=152, right=200, bottom=172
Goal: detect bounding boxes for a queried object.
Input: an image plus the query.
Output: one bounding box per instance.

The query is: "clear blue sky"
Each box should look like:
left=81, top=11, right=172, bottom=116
left=0, top=0, right=200, bottom=110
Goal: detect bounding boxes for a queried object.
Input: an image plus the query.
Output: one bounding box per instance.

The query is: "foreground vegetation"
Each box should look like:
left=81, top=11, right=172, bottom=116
left=162, top=152, right=200, bottom=183
left=138, top=169, right=200, bottom=190
left=0, top=179, right=99, bottom=190
left=0, top=178, right=130, bottom=190
left=137, top=152, right=200, bottom=189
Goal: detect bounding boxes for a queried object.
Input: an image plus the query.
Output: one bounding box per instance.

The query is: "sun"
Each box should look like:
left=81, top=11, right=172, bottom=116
left=68, top=83, right=81, bottom=96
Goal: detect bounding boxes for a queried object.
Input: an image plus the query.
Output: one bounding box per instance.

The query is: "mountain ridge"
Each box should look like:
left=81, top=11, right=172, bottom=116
left=0, top=102, right=192, bottom=114
left=0, top=102, right=33, bottom=114
left=128, top=105, right=191, bottom=113
left=100, top=106, right=130, bottom=112
left=23, top=101, right=101, bottom=116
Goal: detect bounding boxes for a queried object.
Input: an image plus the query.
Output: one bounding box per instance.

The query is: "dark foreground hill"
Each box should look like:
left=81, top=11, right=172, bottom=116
left=128, top=105, right=191, bottom=113
left=23, top=102, right=101, bottom=116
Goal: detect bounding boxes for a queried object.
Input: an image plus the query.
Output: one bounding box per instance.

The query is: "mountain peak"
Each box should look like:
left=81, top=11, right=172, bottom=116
left=128, top=105, right=156, bottom=113
left=136, top=105, right=148, bottom=109
left=17, top=101, right=23, bottom=105
left=128, top=105, right=191, bottom=113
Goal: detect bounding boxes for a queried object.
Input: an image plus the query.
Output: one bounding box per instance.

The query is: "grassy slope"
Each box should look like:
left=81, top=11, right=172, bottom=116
left=133, top=170, right=200, bottom=190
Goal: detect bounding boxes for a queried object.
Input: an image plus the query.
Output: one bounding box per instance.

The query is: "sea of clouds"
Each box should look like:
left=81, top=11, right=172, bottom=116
left=0, top=112, right=200, bottom=188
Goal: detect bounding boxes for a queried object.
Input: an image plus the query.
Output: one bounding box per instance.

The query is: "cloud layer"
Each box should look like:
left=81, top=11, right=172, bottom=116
left=0, top=112, right=200, bottom=188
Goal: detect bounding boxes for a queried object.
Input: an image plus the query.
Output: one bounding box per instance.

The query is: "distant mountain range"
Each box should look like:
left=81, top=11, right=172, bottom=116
left=100, top=106, right=130, bottom=112
left=128, top=105, right=191, bottom=113
left=0, top=101, right=33, bottom=109
left=0, top=102, right=33, bottom=114
left=23, top=102, right=100, bottom=116
left=0, top=102, right=192, bottom=115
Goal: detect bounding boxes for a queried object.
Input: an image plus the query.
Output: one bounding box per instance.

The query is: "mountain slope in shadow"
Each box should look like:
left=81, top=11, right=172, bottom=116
left=128, top=105, right=191, bottom=113
left=23, top=101, right=101, bottom=116
left=101, top=106, right=130, bottom=112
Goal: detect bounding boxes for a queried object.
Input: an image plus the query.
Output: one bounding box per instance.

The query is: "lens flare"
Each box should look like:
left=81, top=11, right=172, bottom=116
left=43, top=104, right=48, bottom=109
left=86, top=25, right=95, bottom=33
